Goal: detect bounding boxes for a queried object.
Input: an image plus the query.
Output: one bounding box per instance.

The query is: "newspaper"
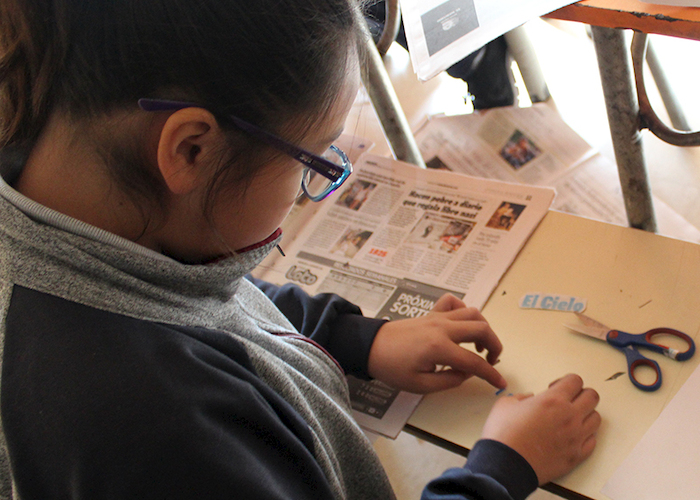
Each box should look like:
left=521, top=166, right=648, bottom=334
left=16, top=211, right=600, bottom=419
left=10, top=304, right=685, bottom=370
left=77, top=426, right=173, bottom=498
left=399, top=0, right=577, bottom=80
left=254, top=153, right=554, bottom=437
left=413, top=104, right=700, bottom=244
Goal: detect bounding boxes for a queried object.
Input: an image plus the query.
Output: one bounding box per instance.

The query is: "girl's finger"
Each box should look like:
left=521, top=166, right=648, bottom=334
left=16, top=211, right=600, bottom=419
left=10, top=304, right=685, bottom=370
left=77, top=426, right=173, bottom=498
left=438, top=346, right=506, bottom=389
left=411, top=369, right=469, bottom=393
left=441, top=320, right=503, bottom=360
left=430, top=293, right=466, bottom=313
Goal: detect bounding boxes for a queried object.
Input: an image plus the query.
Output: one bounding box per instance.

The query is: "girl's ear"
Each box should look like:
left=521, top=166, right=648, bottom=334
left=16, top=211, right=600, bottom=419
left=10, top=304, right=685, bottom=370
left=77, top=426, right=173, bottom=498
left=156, top=108, right=222, bottom=195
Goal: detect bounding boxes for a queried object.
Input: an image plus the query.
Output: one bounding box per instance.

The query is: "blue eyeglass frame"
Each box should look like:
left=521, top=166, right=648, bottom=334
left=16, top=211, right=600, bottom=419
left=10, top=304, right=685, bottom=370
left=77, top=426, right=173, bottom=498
left=138, top=98, right=352, bottom=202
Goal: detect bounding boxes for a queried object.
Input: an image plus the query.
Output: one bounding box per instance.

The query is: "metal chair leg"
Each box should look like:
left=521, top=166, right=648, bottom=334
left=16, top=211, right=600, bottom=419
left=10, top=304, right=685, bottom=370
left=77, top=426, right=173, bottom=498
left=359, top=3, right=426, bottom=168
left=376, top=0, right=401, bottom=57
left=591, top=26, right=657, bottom=232
left=645, top=40, right=691, bottom=132
left=504, top=25, right=551, bottom=104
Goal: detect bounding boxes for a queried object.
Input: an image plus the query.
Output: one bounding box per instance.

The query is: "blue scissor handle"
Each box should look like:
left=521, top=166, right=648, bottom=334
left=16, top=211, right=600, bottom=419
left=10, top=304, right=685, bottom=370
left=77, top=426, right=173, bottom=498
left=617, top=345, right=662, bottom=392
left=607, top=328, right=696, bottom=361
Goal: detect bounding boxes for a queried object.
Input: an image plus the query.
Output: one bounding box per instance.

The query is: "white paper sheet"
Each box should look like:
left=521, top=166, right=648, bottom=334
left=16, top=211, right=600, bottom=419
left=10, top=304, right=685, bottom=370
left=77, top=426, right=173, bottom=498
left=400, top=0, right=577, bottom=80
left=601, top=363, right=700, bottom=500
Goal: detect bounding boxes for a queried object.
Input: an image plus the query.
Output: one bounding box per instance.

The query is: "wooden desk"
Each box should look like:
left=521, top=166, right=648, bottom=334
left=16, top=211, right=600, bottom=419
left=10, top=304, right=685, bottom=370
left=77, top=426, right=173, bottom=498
left=551, top=0, right=700, bottom=40
left=406, top=211, right=700, bottom=500
left=545, top=1, right=700, bottom=233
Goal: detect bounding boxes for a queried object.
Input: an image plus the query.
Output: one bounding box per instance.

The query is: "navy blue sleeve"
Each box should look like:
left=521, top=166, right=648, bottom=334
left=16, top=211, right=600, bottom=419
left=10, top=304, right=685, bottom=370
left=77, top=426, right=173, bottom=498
left=247, top=275, right=386, bottom=379
left=3, top=286, right=337, bottom=500
left=421, top=440, right=539, bottom=500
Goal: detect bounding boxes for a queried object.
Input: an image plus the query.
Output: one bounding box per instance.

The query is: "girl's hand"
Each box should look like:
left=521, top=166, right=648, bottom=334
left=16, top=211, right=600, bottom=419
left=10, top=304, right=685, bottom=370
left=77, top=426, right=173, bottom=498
left=367, top=293, right=506, bottom=394
left=481, top=374, right=601, bottom=485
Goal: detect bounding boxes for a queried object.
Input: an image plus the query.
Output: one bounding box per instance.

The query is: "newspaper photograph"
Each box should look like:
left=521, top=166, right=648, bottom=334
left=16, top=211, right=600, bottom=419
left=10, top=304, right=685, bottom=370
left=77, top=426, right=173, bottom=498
left=255, top=153, right=554, bottom=437
left=399, top=0, right=577, bottom=80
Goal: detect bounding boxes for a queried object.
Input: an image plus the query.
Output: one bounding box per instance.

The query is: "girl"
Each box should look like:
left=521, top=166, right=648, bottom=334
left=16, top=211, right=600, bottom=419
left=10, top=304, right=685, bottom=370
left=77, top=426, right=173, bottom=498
left=0, top=1, right=600, bottom=498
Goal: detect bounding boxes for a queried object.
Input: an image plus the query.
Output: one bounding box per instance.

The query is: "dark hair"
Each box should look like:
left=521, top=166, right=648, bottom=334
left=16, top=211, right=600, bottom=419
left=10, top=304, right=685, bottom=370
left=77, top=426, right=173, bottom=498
left=0, top=0, right=366, bottom=214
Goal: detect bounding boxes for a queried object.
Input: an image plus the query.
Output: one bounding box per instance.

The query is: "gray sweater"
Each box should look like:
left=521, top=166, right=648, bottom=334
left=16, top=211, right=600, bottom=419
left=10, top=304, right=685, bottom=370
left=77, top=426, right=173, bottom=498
left=0, top=168, right=395, bottom=499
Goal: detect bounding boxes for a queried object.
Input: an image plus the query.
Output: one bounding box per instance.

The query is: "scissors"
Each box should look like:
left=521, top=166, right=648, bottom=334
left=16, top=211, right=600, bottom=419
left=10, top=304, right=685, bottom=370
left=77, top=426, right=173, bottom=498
left=565, top=312, right=696, bottom=392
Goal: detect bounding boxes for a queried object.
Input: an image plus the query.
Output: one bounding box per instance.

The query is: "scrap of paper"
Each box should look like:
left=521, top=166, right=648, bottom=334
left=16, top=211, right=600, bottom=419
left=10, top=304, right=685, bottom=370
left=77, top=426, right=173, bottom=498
left=519, top=293, right=587, bottom=312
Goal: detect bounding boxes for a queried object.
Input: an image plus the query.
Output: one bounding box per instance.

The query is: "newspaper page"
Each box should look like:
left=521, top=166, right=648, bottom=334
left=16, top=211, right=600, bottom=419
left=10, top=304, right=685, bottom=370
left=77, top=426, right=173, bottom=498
left=414, top=104, right=594, bottom=185
left=413, top=104, right=700, bottom=243
left=255, top=153, right=554, bottom=437
left=399, top=0, right=577, bottom=80
left=414, top=104, right=631, bottom=224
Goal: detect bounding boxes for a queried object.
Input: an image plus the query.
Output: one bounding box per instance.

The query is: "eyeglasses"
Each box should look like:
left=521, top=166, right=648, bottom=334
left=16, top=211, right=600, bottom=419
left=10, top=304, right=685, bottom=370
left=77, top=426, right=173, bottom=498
left=138, top=98, right=352, bottom=202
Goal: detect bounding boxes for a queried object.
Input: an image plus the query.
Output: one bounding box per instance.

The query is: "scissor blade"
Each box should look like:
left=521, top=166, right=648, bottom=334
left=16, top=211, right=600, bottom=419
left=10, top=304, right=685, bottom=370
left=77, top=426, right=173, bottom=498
left=564, top=323, right=609, bottom=341
left=573, top=312, right=612, bottom=331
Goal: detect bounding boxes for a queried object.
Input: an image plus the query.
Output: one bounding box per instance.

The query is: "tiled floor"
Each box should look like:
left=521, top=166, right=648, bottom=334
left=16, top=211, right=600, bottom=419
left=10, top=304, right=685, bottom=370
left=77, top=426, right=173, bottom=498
left=369, top=17, right=700, bottom=500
